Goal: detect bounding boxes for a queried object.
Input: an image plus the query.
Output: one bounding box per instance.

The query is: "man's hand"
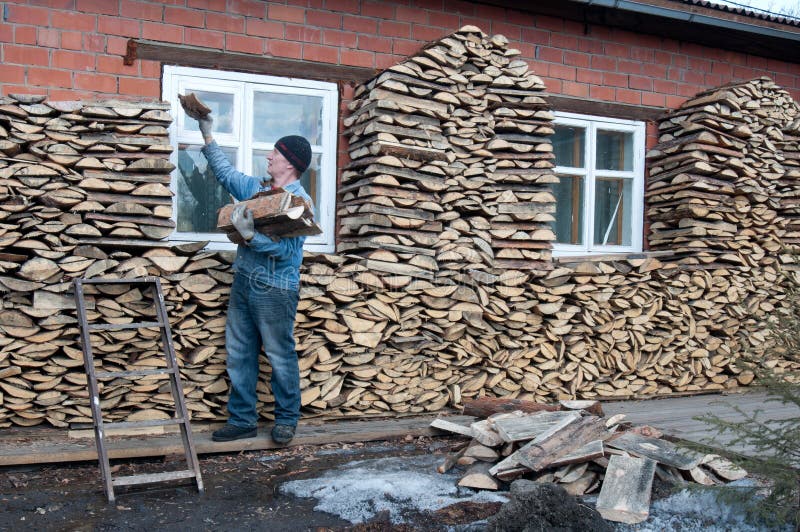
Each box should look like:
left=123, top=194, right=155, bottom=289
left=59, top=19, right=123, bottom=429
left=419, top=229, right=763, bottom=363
left=231, top=203, right=255, bottom=242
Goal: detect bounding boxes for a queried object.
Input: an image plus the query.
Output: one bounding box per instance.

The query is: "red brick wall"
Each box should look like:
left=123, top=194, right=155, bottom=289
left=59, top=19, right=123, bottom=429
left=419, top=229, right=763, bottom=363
left=1, top=0, right=798, bottom=105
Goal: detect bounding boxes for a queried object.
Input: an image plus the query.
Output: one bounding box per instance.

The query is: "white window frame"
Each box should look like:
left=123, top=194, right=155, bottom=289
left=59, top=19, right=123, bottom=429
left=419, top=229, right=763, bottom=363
left=551, top=112, right=645, bottom=257
left=163, top=65, right=338, bottom=252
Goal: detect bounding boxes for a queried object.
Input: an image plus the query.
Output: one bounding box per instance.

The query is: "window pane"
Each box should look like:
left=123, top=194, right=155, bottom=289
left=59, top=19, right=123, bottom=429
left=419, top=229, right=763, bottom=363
left=252, top=92, right=323, bottom=145
left=596, top=130, right=633, bottom=171
left=253, top=150, right=320, bottom=216
left=552, top=126, right=585, bottom=168
left=182, top=91, right=234, bottom=135
left=552, top=175, right=584, bottom=245
left=594, top=178, right=632, bottom=246
left=176, top=145, right=235, bottom=233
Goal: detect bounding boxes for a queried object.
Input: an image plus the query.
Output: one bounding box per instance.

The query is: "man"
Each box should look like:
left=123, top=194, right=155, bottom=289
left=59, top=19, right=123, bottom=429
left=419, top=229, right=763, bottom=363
left=187, top=109, right=312, bottom=445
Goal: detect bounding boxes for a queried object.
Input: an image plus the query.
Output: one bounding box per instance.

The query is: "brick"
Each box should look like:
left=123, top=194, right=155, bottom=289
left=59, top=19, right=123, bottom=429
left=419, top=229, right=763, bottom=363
left=107, top=36, right=130, bottom=55
left=53, top=50, right=95, bottom=71
left=642, top=63, right=667, bottom=79
left=521, top=28, right=550, bottom=45
left=97, top=54, right=137, bottom=75
left=4, top=5, right=50, bottom=25
left=120, top=1, right=162, bottom=22
left=732, top=65, right=758, bottom=79
left=616, top=88, right=641, bottom=105
left=515, top=42, right=536, bottom=60
left=393, top=38, right=423, bottom=57
left=142, top=22, right=183, bottom=44
left=77, top=0, right=118, bottom=15
left=628, top=75, right=653, bottom=91
left=188, top=0, right=226, bottom=11
left=604, top=42, right=629, bottom=59
left=375, top=53, right=402, bottom=70
left=665, top=95, right=686, bottom=109
left=704, top=73, right=723, bottom=88
left=247, top=19, right=284, bottom=39
left=491, top=21, right=520, bottom=41
left=268, top=40, right=302, bottom=59
left=205, top=13, right=245, bottom=33
left=74, top=72, right=117, bottom=92
left=671, top=54, right=688, bottom=68
left=460, top=16, right=483, bottom=29
left=286, top=24, right=322, bottom=43
left=667, top=67, right=682, bottom=81
left=140, top=59, right=161, bottom=78
left=630, top=46, right=654, bottom=62
left=98, top=16, right=141, bottom=37
left=307, top=10, right=342, bottom=29
left=268, top=5, right=304, bottom=23
left=536, top=46, right=562, bottom=63
left=562, top=81, right=589, bottom=98
left=653, top=79, right=677, bottom=94
left=322, top=30, right=358, bottom=48
left=576, top=69, right=603, bottom=85
left=361, top=1, right=395, bottom=19
left=229, top=0, right=266, bottom=17
left=688, top=57, right=713, bottom=72
left=85, top=34, right=106, bottom=53
left=343, top=15, right=377, bottom=34
left=535, top=15, right=563, bottom=32
left=551, top=33, right=578, bottom=50
left=303, top=43, right=338, bottom=64
left=548, top=64, right=576, bottom=81
left=164, top=7, right=204, bottom=28
left=50, top=12, right=96, bottom=32
left=326, top=0, right=360, bottom=13
left=226, top=34, right=264, bottom=55
left=603, top=72, right=627, bottom=88
left=4, top=45, right=50, bottom=66
left=683, top=69, right=704, bottom=85
left=563, top=51, right=590, bottom=68
left=591, top=55, right=615, bottom=71
left=539, top=76, right=561, bottom=93
left=0, top=64, right=26, bottom=85
left=653, top=51, right=671, bottom=66
left=119, top=76, right=160, bottom=97
left=0, top=23, right=12, bottom=43
left=37, top=28, right=60, bottom=49
left=412, top=24, right=445, bottom=42
left=28, top=67, right=71, bottom=87
left=2, top=85, right=49, bottom=97
left=15, top=26, right=37, bottom=46
left=395, top=5, right=423, bottom=23
left=589, top=85, right=615, bottom=101
left=379, top=20, right=411, bottom=38
left=185, top=28, right=225, bottom=49
left=617, top=60, right=642, bottom=75
left=340, top=48, right=374, bottom=68
left=676, top=83, right=699, bottom=97
left=358, top=35, right=392, bottom=54
left=427, top=11, right=459, bottom=28
left=61, top=31, right=83, bottom=50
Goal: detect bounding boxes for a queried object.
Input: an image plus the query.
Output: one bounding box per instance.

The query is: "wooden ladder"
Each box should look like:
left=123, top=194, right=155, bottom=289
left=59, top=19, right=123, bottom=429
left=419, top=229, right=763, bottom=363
left=73, top=276, right=204, bottom=503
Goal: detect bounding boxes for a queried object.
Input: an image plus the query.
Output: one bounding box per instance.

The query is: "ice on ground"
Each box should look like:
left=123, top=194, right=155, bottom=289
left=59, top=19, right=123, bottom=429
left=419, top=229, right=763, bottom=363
left=279, top=454, right=508, bottom=524
left=614, top=479, right=793, bottom=532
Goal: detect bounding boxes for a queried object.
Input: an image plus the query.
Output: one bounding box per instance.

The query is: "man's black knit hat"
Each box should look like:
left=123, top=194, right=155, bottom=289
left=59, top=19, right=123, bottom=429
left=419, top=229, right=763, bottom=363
left=275, top=135, right=312, bottom=174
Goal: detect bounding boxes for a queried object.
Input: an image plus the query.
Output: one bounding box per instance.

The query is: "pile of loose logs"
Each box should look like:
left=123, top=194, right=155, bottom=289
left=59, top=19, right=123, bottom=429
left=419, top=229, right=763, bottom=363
left=1, top=28, right=799, bottom=429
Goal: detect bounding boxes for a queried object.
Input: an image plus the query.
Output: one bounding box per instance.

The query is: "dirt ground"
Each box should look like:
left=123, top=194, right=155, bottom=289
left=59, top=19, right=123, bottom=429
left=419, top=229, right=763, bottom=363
left=0, top=435, right=503, bottom=532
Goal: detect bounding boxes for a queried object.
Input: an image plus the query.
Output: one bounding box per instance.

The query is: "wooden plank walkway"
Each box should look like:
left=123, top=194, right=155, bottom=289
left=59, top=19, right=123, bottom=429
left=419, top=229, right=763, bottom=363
left=0, top=389, right=795, bottom=467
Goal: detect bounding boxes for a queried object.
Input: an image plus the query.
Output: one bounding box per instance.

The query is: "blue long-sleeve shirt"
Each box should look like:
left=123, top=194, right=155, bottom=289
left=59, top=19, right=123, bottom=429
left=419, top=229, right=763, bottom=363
left=201, top=140, right=312, bottom=291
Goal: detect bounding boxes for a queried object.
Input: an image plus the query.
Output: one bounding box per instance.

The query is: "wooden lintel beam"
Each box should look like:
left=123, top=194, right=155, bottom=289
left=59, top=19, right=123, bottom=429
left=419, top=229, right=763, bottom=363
left=548, top=94, right=667, bottom=122
left=124, top=38, right=378, bottom=84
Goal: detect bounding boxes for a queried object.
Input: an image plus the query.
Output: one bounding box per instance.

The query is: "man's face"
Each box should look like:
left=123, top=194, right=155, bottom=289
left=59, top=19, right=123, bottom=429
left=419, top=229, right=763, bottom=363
left=267, top=149, right=293, bottom=176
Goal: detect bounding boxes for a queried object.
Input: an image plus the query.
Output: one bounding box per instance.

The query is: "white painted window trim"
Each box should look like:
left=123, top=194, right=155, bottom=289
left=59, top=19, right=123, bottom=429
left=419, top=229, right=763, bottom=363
left=551, top=111, right=645, bottom=257
left=162, top=65, right=338, bottom=253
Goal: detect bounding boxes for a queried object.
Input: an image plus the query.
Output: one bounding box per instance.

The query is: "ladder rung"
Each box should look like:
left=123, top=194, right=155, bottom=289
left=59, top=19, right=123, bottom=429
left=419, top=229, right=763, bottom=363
left=104, top=418, right=185, bottom=430
left=88, top=321, right=163, bottom=331
left=78, top=278, right=158, bottom=285
left=95, top=368, right=174, bottom=378
left=112, top=469, right=197, bottom=487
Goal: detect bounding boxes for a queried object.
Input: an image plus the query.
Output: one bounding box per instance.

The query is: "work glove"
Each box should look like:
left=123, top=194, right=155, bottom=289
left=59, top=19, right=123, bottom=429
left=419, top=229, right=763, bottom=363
left=197, top=116, right=213, bottom=138
left=231, top=203, right=255, bottom=242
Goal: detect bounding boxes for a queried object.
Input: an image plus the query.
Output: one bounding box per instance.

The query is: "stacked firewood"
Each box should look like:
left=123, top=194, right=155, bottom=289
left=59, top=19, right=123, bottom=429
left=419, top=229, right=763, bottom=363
left=646, top=77, right=799, bottom=267
left=433, top=398, right=748, bottom=525
left=339, top=25, right=556, bottom=274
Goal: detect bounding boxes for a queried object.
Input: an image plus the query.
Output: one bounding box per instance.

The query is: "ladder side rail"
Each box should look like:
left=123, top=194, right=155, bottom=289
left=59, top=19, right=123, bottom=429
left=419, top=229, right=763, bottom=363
left=74, top=279, right=116, bottom=503
left=151, top=278, right=204, bottom=494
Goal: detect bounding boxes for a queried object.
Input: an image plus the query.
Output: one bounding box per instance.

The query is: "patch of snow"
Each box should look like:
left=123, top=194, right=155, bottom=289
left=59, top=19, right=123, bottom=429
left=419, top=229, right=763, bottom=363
left=613, top=479, right=793, bottom=532
left=279, top=454, right=508, bottom=524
